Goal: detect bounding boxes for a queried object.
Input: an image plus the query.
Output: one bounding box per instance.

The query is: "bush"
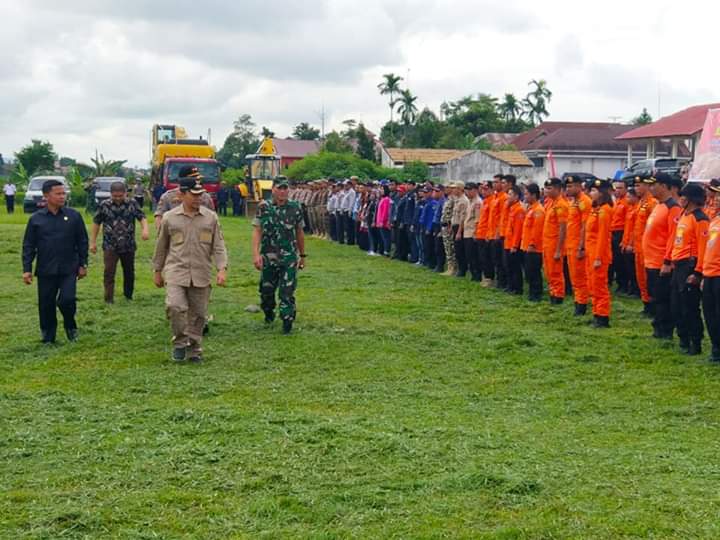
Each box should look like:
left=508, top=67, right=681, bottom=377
left=285, top=151, right=429, bottom=183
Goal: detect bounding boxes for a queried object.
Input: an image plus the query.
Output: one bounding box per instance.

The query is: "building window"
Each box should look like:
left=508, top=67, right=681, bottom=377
left=531, top=157, right=544, bottom=167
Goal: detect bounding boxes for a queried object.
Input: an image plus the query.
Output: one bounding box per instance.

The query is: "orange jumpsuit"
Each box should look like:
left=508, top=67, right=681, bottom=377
left=566, top=193, right=592, bottom=305
left=521, top=202, right=545, bottom=253
left=632, top=194, right=657, bottom=303
left=486, top=192, right=502, bottom=241
left=474, top=194, right=491, bottom=240
left=542, top=196, right=570, bottom=299
left=585, top=203, right=613, bottom=317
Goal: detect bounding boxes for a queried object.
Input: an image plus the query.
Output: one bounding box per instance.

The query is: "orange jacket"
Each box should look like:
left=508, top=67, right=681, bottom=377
left=611, top=195, right=628, bottom=232
left=633, top=194, right=657, bottom=253
left=486, top=193, right=501, bottom=240
left=474, top=194, right=491, bottom=240
left=586, top=203, right=613, bottom=264
left=566, top=192, right=592, bottom=251
left=701, top=215, right=720, bottom=277
left=642, top=198, right=682, bottom=269
left=504, top=201, right=526, bottom=249
left=521, top=201, right=545, bottom=252
left=492, top=191, right=508, bottom=238
left=543, top=196, right=569, bottom=250
left=621, top=201, right=638, bottom=248
left=671, top=208, right=709, bottom=273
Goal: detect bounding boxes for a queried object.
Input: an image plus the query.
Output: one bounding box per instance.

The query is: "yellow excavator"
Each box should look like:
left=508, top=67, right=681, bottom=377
left=244, top=137, right=280, bottom=216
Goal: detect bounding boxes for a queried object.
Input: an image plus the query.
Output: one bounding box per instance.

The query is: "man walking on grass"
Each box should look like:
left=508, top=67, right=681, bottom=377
left=90, top=181, right=150, bottom=303
left=22, top=179, right=88, bottom=343
left=153, top=177, right=227, bottom=363
left=252, top=176, right=306, bottom=334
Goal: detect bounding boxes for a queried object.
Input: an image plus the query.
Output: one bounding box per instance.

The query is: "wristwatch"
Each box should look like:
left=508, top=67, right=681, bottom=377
left=300, top=254, right=307, bottom=258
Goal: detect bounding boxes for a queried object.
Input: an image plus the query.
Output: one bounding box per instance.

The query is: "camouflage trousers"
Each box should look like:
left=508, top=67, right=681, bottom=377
left=442, top=227, right=456, bottom=268
left=260, top=258, right=298, bottom=321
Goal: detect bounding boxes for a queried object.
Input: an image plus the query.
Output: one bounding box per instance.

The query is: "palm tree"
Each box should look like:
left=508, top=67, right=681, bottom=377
left=396, top=89, right=419, bottom=126
left=377, top=73, right=404, bottom=123
left=91, top=154, right=126, bottom=176
left=523, top=79, right=553, bottom=126
left=499, top=93, right=522, bottom=123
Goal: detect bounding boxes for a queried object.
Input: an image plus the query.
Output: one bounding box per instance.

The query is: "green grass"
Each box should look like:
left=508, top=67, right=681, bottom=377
left=2, top=209, right=720, bottom=538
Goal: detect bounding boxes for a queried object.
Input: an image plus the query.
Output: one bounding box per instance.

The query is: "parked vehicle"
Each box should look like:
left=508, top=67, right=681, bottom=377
left=93, top=177, right=126, bottom=206
left=23, top=176, right=71, bottom=213
left=621, top=158, right=690, bottom=182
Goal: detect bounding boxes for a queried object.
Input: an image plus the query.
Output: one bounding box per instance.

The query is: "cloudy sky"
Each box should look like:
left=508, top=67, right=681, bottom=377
left=2, top=0, right=719, bottom=166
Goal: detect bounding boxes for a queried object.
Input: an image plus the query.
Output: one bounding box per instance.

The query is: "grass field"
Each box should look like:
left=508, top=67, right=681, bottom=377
left=2, top=210, right=720, bottom=539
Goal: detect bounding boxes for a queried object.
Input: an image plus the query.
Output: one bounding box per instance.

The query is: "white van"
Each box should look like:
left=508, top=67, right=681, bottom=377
left=23, top=176, right=71, bottom=213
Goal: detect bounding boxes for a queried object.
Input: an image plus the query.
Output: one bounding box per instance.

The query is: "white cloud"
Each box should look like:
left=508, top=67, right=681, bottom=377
left=1, top=0, right=719, bottom=166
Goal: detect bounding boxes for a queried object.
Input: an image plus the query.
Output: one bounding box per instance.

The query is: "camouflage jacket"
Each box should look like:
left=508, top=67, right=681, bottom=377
left=253, top=199, right=304, bottom=263
left=440, top=195, right=455, bottom=225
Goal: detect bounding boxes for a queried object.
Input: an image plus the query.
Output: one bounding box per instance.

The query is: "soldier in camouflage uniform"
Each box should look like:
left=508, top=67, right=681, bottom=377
left=252, top=176, right=306, bottom=334
left=441, top=181, right=458, bottom=275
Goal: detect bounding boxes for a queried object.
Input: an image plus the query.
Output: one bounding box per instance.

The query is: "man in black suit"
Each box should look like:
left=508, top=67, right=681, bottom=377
left=22, top=179, right=89, bottom=343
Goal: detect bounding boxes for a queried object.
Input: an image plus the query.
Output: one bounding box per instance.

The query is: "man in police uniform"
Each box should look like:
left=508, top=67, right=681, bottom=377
left=152, top=178, right=228, bottom=363
left=252, top=176, right=306, bottom=334
left=154, top=166, right=215, bottom=230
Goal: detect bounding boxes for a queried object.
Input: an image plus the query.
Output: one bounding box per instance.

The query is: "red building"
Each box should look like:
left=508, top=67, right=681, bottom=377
left=271, top=138, right=321, bottom=170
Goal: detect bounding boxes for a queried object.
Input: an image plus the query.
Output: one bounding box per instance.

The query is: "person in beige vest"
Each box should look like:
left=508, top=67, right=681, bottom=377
left=152, top=176, right=228, bottom=363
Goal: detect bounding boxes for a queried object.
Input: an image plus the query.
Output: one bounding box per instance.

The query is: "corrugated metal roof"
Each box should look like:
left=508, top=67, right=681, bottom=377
left=615, top=103, right=720, bottom=140
left=385, top=148, right=473, bottom=164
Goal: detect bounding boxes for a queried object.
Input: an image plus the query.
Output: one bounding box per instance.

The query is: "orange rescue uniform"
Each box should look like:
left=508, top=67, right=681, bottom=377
left=542, top=196, right=570, bottom=299
left=701, top=215, right=720, bottom=278
left=586, top=203, right=613, bottom=317
left=504, top=201, right=526, bottom=250
left=642, top=198, right=682, bottom=270
left=632, top=194, right=657, bottom=302
left=474, top=194, right=492, bottom=240
left=521, top=202, right=545, bottom=252
left=566, top=192, right=592, bottom=305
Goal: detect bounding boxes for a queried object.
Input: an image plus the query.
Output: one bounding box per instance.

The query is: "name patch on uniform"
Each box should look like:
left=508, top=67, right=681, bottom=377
left=199, top=230, right=212, bottom=243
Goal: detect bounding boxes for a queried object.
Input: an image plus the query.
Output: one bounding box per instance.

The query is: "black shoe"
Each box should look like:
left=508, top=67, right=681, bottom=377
left=172, top=347, right=186, bottom=362
left=282, top=320, right=293, bottom=334
left=679, top=341, right=690, bottom=354
left=574, top=303, right=587, bottom=316
left=550, top=296, right=564, bottom=305
left=709, top=349, right=720, bottom=363
left=264, top=311, right=275, bottom=324
left=41, top=330, right=56, bottom=344
left=592, top=315, right=610, bottom=328
left=687, top=342, right=702, bottom=356
left=66, top=328, right=78, bottom=342
left=203, top=323, right=210, bottom=336
left=188, top=354, right=203, bottom=363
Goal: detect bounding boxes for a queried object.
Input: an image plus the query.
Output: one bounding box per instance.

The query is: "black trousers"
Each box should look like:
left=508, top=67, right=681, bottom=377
left=217, top=202, right=228, bottom=216
left=464, top=238, right=480, bottom=280
left=103, top=249, right=135, bottom=302
left=344, top=214, right=356, bottom=245
left=37, top=273, right=77, bottom=341
left=671, top=259, right=703, bottom=346
left=493, top=239, right=506, bottom=286
left=329, top=213, right=337, bottom=241
left=524, top=251, right=543, bottom=301
left=624, top=251, right=639, bottom=295
left=336, top=214, right=345, bottom=243
left=453, top=225, right=466, bottom=275
left=5, top=195, right=14, bottom=213
left=647, top=268, right=674, bottom=337
left=610, top=230, right=627, bottom=290
left=703, top=276, right=720, bottom=355
left=434, top=228, right=446, bottom=271
left=507, top=249, right=524, bottom=294
left=395, top=225, right=409, bottom=261
left=476, top=239, right=494, bottom=279
left=424, top=232, right=436, bottom=268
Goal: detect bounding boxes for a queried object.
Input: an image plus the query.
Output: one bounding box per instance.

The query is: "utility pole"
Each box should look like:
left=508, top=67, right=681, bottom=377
left=316, top=104, right=326, bottom=141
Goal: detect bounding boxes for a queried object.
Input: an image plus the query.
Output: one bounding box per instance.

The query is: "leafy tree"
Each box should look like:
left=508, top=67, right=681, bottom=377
left=355, top=123, right=376, bottom=161
left=322, top=131, right=353, bottom=154
left=402, top=161, right=429, bottom=181
left=90, top=154, right=127, bottom=176
left=59, top=156, right=76, bottom=167
left=261, top=126, right=275, bottom=138
left=632, top=108, right=653, bottom=125
left=285, top=151, right=407, bottom=182
left=217, top=114, right=260, bottom=169
left=341, top=119, right=358, bottom=139
left=379, top=121, right=402, bottom=147
left=292, top=122, right=320, bottom=140
left=397, top=89, right=419, bottom=126
left=405, top=108, right=443, bottom=148
left=499, top=93, right=522, bottom=123
left=523, top=79, right=552, bottom=126
left=444, top=93, right=503, bottom=137
left=378, top=73, right=403, bottom=138
left=15, top=139, right=57, bottom=176
left=10, top=162, right=30, bottom=187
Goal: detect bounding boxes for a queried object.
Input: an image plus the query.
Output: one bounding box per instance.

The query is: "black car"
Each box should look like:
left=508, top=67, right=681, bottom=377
left=621, top=158, right=689, bottom=182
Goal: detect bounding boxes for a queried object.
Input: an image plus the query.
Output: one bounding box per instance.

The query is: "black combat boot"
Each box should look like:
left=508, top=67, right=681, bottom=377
left=574, top=303, right=587, bottom=316
left=592, top=315, right=610, bottom=328
left=264, top=311, right=275, bottom=324
left=282, top=320, right=293, bottom=334
left=687, top=341, right=702, bottom=356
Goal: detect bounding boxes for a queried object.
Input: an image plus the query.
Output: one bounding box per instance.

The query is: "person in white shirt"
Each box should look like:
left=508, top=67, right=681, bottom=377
left=326, top=184, right=340, bottom=241
left=3, top=182, right=17, bottom=214
left=335, top=183, right=348, bottom=244
left=341, top=180, right=357, bottom=245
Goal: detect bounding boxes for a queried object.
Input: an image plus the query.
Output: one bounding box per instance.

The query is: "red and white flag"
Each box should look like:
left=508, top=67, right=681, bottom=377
left=547, top=148, right=557, bottom=177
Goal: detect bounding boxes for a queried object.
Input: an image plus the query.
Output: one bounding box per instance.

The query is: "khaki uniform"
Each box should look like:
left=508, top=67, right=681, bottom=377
left=152, top=205, right=228, bottom=353
left=154, top=188, right=214, bottom=217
